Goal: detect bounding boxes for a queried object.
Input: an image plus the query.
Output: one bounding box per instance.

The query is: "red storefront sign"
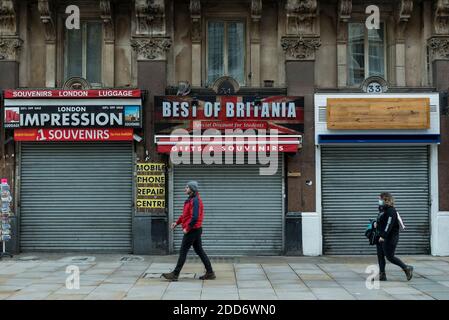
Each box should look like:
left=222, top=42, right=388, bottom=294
left=14, top=128, right=134, bottom=142
left=4, top=89, right=142, bottom=99
left=191, top=121, right=269, bottom=130
left=156, top=136, right=301, bottom=153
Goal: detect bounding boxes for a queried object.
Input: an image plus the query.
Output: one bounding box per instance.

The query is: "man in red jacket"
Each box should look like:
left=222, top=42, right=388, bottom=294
left=162, top=181, right=215, bottom=281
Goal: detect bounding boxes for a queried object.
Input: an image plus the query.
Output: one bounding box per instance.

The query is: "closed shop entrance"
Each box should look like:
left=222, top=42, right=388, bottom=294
left=321, top=146, right=430, bottom=255
left=19, top=142, right=134, bottom=252
left=171, top=157, right=284, bottom=256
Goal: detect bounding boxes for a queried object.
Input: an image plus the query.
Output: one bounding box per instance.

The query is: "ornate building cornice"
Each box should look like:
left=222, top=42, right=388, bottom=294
left=190, top=0, right=201, bottom=43
left=0, top=36, right=23, bottom=61
left=135, top=0, right=165, bottom=36
left=281, top=36, right=321, bottom=61
left=131, top=37, right=171, bottom=60
left=100, top=0, right=114, bottom=42
left=0, top=0, right=17, bottom=36
left=428, top=36, right=449, bottom=60
left=38, top=0, right=56, bottom=43
left=285, top=0, right=318, bottom=35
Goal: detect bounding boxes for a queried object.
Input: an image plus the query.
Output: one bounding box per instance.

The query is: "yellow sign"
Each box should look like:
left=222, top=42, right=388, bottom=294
left=137, top=199, right=166, bottom=209
left=136, top=162, right=166, bottom=210
left=137, top=187, right=165, bottom=196
left=137, top=175, right=165, bottom=184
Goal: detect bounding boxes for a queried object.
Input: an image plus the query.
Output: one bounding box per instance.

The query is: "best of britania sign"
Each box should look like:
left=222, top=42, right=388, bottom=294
left=162, top=101, right=298, bottom=119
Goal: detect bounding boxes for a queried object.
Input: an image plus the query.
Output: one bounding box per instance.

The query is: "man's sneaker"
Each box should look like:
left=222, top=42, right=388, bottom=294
left=162, top=271, right=179, bottom=281
left=199, top=271, right=216, bottom=280
left=404, top=266, right=414, bottom=281
left=379, top=272, right=387, bottom=281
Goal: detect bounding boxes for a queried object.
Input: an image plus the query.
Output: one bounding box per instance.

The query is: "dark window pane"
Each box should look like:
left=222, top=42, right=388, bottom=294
left=368, top=24, right=385, bottom=78
left=348, top=23, right=365, bottom=86
left=86, top=22, right=103, bottom=84
left=66, top=28, right=83, bottom=79
left=227, top=22, right=245, bottom=84
left=207, top=21, right=224, bottom=85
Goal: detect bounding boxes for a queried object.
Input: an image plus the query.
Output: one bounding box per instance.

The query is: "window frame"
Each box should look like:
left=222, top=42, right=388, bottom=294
left=205, top=18, right=247, bottom=86
left=63, top=19, right=103, bottom=87
left=347, top=21, right=387, bottom=87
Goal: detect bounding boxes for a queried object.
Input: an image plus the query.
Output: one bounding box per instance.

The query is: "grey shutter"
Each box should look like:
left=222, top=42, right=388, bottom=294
left=20, top=142, right=133, bottom=252
left=321, top=146, right=430, bottom=255
left=172, top=156, right=284, bottom=255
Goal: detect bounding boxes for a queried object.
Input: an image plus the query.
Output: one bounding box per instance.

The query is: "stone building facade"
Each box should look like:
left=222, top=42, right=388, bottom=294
left=0, top=0, right=448, bottom=256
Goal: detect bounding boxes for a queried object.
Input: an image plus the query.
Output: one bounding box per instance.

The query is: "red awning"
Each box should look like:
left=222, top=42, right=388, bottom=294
left=155, top=135, right=302, bottom=153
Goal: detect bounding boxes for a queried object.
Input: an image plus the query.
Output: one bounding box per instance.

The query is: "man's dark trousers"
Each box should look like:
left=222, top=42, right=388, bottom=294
left=174, top=227, right=213, bottom=275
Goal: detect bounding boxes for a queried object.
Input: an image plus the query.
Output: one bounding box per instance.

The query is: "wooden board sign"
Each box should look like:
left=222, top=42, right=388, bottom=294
left=327, top=98, right=430, bottom=130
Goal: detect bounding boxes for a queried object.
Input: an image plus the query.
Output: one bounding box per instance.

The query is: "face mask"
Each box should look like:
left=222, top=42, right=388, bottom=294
left=378, top=199, right=384, bottom=206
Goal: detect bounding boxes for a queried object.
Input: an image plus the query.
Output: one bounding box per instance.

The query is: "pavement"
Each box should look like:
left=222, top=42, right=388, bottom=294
left=0, top=253, right=449, bottom=300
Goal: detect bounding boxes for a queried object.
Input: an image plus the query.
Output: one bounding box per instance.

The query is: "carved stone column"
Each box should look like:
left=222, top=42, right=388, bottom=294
left=38, top=0, right=56, bottom=87
left=429, top=1, right=449, bottom=254
left=250, top=0, right=261, bottom=87
left=281, top=1, right=320, bottom=242
left=0, top=0, right=22, bottom=62
left=131, top=0, right=171, bottom=255
left=100, top=0, right=115, bottom=87
left=190, top=0, right=201, bottom=86
left=0, top=0, right=20, bottom=254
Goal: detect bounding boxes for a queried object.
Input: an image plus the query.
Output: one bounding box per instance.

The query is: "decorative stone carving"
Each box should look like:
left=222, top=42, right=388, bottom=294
left=0, top=0, right=17, bottom=35
left=38, top=0, right=56, bottom=42
left=251, top=0, right=262, bottom=42
left=395, top=0, right=413, bottom=41
left=337, top=0, right=352, bottom=42
left=338, top=0, right=352, bottom=22
left=428, top=36, right=449, bottom=60
left=63, top=77, right=92, bottom=90
left=251, top=0, right=262, bottom=20
left=281, top=36, right=321, bottom=60
left=131, top=37, right=171, bottom=60
left=434, top=0, right=449, bottom=34
left=0, top=37, right=22, bottom=60
left=100, top=0, right=114, bottom=42
left=190, top=0, right=201, bottom=43
left=135, top=0, right=165, bottom=36
left=285, top=0, right=318, bottom=35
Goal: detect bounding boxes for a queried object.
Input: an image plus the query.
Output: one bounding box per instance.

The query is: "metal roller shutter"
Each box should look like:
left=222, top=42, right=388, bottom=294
left=172, top=156, right=284, bottom=255
left=321, top=146, right=430, bottom=255
left=20, top=142, right=133, bottom=252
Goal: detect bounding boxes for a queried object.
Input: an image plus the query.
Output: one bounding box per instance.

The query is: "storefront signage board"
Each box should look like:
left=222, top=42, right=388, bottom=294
left=327, top=98, right=430, bottom=130
left=136, top=163, right=166, bottom=211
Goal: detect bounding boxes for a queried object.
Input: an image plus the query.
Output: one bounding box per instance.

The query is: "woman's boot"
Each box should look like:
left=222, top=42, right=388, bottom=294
left=379, top=272, right=387, bottom=281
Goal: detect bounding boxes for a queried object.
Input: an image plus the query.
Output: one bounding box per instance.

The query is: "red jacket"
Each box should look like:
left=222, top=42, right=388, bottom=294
left=176, top=193, right=204, bottom=232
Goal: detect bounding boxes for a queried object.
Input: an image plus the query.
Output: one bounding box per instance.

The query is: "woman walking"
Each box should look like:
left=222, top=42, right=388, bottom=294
left=376, top=192, right=414, bottom=281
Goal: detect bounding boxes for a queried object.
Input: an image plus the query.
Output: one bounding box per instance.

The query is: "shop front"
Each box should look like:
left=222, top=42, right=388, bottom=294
left=314, top=93, right=440, bottom=255
left=3, top=89, right=142, bottom=252
left=154, top=96, right=303, bottom=255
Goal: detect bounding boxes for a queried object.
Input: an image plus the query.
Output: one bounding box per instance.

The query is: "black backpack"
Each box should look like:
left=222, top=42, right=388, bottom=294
left=365, top=220, right=378, bottom=245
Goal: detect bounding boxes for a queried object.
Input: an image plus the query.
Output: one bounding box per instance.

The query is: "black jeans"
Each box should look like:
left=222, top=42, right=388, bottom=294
left=376, top=232, right=407, bottom=273
left=174, top=227, right=213, bottom=275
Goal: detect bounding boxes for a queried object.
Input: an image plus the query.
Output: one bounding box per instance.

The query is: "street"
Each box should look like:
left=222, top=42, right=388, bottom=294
left=1, top=254, right=449, bottom=300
